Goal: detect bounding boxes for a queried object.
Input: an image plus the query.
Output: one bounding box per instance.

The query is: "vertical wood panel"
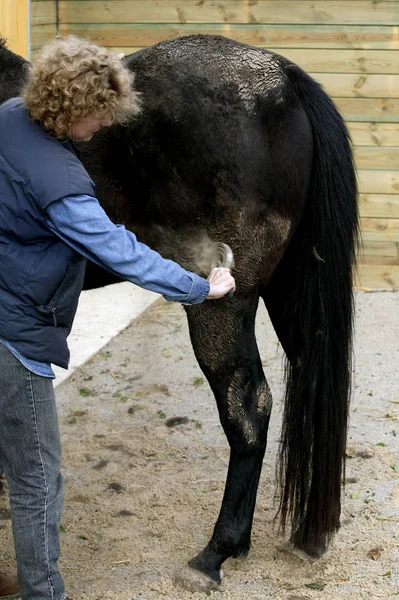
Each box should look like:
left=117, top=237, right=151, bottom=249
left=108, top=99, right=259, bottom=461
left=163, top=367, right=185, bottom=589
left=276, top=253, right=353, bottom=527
left=0, top=0, right=29, bottom=58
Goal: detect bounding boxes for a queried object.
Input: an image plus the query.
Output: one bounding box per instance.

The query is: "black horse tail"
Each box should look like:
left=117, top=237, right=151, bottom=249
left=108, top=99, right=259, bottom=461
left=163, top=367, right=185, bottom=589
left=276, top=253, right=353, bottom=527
left=265, top=62, right=359, bottom=556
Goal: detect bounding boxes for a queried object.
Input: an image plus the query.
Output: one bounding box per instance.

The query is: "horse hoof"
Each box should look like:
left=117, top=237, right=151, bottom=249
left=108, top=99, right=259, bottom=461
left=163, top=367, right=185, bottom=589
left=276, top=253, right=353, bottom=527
left=173, top=564, right=223, bottom=593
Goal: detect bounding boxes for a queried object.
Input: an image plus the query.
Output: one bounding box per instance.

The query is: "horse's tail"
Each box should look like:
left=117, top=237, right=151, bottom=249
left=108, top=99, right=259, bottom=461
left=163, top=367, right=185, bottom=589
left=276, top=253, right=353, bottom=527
left=266, top=62, right=359, bottom=556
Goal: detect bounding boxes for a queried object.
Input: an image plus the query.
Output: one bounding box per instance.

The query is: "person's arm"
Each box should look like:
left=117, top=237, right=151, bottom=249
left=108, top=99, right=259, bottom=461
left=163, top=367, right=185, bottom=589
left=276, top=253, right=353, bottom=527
left=46, top=194, right=222, bottom=304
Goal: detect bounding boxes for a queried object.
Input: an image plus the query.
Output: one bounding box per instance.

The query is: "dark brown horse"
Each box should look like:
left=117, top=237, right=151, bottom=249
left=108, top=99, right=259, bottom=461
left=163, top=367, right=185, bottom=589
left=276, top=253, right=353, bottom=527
left=0, top=34, right=358, bottom=587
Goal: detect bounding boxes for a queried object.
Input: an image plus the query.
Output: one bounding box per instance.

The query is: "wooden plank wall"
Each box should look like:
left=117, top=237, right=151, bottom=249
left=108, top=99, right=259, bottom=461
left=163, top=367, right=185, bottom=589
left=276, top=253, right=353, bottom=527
left=0, top=0, right=29, bottom=58
left=39, top=1, right=399, bottom=288
left=31, top=0, right=57, bottom=53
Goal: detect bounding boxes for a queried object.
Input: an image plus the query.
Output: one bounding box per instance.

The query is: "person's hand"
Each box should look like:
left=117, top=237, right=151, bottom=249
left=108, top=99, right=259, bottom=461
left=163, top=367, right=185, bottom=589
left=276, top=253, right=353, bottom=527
left=206, top=267, right=236, bottom=300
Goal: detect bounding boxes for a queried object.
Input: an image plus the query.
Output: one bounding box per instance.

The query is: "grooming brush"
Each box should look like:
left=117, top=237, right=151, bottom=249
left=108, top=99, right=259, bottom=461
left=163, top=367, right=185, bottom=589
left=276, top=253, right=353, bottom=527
left=209, top=242, right=235, bottom=298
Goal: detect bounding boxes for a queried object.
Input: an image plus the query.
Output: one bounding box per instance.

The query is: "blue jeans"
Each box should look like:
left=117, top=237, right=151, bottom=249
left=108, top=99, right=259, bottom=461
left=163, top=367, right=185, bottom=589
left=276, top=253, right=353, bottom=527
left=0, top=344, right=66, bottom=600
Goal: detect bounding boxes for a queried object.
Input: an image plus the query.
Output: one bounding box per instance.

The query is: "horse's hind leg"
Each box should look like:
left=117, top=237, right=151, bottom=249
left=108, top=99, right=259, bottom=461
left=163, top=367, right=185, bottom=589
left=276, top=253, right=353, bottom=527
left=183, top=290, right=271, bottom=583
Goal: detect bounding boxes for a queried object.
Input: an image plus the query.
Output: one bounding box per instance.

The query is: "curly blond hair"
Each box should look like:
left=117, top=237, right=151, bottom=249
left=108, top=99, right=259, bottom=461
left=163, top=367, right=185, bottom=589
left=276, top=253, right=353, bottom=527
left=23, top=36, right=140, bottom=139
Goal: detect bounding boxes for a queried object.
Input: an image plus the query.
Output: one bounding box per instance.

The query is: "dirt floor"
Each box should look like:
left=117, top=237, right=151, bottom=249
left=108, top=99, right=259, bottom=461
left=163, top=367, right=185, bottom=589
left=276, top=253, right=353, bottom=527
left=1, top=290, right=398, bottom=600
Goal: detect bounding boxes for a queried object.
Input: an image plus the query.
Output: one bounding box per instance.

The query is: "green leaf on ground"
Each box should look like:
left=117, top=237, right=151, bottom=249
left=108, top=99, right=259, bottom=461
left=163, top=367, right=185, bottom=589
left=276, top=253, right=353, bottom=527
left=79, top=388, right=96, bottom=397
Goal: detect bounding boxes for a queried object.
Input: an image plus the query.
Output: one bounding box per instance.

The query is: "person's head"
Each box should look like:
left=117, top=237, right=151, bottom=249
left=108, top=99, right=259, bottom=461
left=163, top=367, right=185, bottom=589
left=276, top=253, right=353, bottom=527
left=23, top=36, right=140, bottom=141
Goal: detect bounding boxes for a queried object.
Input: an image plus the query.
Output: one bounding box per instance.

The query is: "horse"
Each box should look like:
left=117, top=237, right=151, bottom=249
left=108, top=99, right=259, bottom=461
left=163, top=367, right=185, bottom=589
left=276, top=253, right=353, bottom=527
left=0, top=34, right=358, bottom=588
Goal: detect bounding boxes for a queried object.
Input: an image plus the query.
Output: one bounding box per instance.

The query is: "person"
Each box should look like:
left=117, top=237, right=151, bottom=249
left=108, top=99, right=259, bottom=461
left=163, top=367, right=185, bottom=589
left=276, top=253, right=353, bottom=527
left=0, top=36, right=235, bottom=600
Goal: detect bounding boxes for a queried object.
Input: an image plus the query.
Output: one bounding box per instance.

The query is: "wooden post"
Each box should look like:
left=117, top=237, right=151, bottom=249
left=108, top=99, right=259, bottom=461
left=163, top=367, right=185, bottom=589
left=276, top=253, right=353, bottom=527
left=0, top=0, right=29, bottom=59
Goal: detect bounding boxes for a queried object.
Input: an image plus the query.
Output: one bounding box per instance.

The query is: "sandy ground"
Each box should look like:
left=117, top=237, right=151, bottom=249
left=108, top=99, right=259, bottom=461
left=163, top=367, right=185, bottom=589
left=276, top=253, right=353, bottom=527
left=0, top=290, right=398, bottom=600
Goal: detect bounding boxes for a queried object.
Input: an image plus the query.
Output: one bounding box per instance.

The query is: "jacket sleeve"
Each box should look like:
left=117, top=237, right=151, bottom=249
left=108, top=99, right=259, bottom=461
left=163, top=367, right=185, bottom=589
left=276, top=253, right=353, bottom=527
left=46, top=194, right=210, bottom=304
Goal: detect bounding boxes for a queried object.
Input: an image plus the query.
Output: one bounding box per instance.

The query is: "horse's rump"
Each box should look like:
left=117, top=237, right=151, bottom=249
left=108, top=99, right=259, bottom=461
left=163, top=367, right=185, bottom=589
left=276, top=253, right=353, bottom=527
left=82, top=36, right=314, bottom=287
